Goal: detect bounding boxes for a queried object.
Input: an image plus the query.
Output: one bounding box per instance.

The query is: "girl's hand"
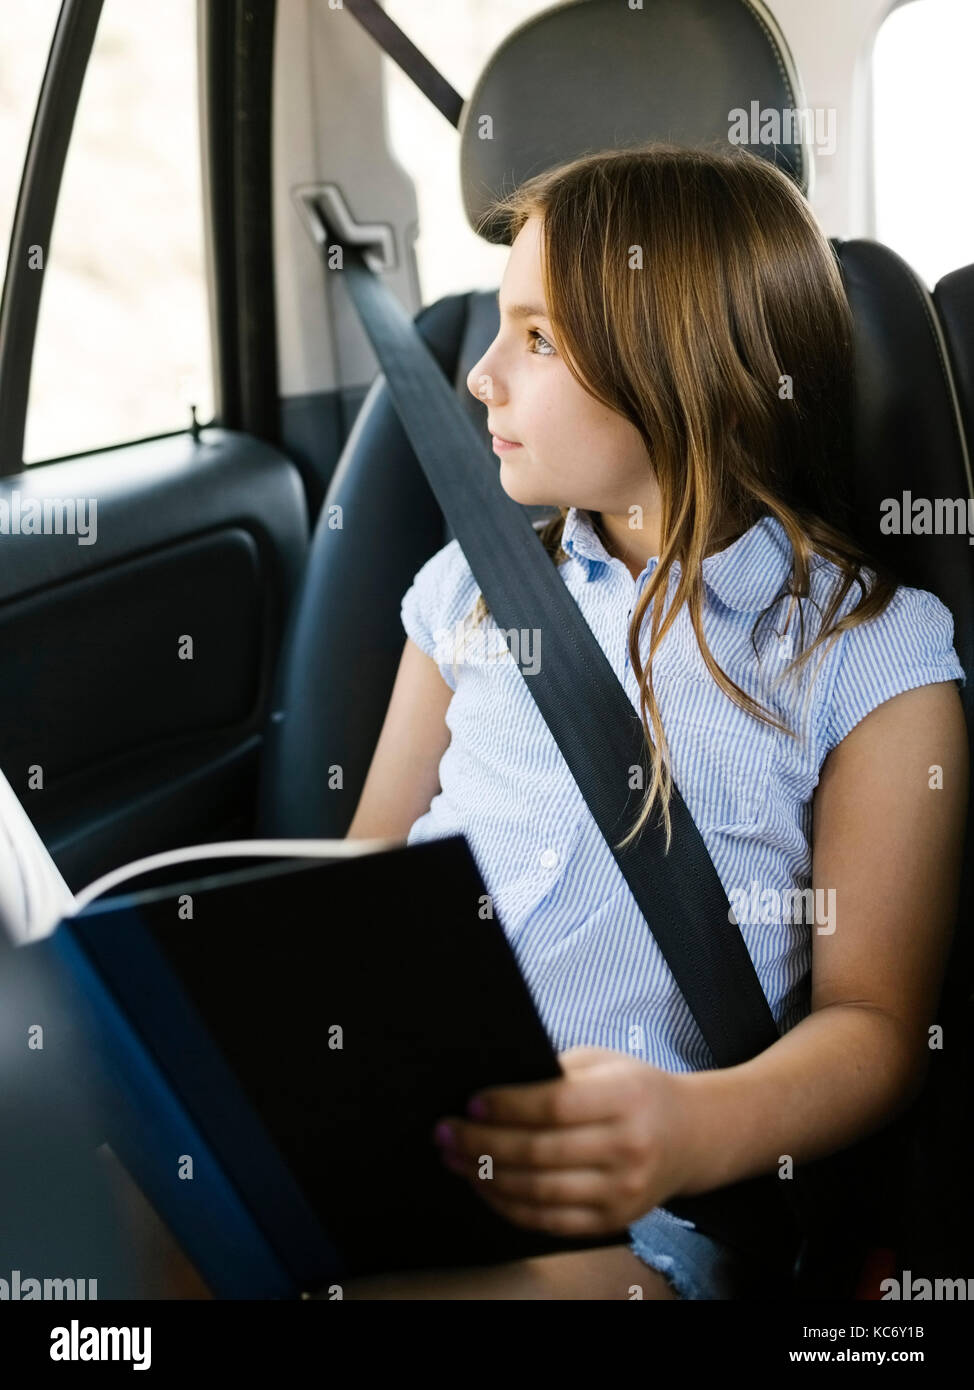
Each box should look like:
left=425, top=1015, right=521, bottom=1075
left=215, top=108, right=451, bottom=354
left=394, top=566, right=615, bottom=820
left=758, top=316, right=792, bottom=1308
left=431, top=1045, right=692, bottom=1237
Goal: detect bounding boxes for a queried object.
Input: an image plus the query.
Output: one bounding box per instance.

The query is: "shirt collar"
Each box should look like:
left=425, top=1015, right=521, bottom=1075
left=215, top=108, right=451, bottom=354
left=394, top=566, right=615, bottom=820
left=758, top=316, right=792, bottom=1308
left=560, top=506, right=796, bottom=613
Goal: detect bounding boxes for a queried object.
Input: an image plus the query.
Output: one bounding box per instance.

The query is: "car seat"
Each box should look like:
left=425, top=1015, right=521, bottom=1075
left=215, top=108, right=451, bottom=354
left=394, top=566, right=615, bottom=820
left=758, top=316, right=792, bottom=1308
left=258, top=0, right=974, bottom=1296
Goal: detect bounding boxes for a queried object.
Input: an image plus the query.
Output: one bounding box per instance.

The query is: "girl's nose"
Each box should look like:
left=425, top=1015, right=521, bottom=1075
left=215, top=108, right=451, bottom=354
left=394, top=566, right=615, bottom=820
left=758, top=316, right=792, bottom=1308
left=466, top=355, right=502, bottom=406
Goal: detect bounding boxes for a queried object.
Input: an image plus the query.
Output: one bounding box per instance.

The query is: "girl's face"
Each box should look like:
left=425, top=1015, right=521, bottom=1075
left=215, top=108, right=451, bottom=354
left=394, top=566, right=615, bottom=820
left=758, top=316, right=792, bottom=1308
left=465, top=215, right=657, bottom=518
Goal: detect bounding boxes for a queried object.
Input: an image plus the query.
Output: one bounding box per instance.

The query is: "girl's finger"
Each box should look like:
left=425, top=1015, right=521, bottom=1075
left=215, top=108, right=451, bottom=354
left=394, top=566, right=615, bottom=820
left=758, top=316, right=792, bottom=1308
left=442, top=1118, right=620, bottom=1169
left=470, top=1063, right=629, bottom=1128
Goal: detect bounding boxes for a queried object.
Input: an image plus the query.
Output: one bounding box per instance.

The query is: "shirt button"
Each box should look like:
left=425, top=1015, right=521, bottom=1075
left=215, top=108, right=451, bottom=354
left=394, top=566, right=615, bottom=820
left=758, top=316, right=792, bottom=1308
left=538, top=848, right=559, bottom=869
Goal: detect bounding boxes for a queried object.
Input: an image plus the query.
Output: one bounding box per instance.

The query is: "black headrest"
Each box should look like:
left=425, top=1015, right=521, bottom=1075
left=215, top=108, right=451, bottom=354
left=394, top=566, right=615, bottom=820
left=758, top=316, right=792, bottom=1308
left=460, top=0, right=811, bottom=241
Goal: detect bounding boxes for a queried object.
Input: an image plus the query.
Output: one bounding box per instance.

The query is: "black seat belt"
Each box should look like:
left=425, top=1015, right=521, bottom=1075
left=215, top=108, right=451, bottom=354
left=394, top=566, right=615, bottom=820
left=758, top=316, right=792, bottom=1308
left=314, top=230, right=846, bottom=1260
left=344, top=0, right=464, bottom=128
left=334, top=0, right=778, bottom=1041
left=336, top=0, right=780, bottom=1067
left=319, top=0, right=883, bottom=1288
left=318, top=233, right=886, bottom=1278
left=331, top=228, right=781, bottom=1071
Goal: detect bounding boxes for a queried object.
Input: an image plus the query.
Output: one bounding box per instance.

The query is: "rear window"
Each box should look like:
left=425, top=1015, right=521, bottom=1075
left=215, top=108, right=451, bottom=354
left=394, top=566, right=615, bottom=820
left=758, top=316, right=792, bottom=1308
left=382, top=1, right=559, bottom=305
left=0, top=0, right=62, bottom=288
left=873, top=0, right=974, bottom=288
left=22, top=0, right=214, bottom=464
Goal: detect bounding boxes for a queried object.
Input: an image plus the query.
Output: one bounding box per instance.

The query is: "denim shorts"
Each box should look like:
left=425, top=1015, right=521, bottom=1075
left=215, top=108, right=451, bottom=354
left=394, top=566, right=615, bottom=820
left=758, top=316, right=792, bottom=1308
left=628, top=1206, right=794, bottom=1300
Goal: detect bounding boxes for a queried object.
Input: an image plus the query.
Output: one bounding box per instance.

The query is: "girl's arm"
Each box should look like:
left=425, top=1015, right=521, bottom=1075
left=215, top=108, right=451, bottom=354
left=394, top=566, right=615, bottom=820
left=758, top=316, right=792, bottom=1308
left=674, top=677, right=969, bottom=1196
left=345, top=637, right=453, bottom=842
left=430, top=678, right=967, bottom=1234
left=432, top=679, right=968, bottom=1239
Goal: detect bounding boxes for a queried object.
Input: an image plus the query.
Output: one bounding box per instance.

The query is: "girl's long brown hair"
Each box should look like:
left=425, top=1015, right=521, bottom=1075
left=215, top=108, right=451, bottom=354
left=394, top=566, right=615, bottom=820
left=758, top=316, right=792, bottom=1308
left=465, top=143, right=897, bottom=852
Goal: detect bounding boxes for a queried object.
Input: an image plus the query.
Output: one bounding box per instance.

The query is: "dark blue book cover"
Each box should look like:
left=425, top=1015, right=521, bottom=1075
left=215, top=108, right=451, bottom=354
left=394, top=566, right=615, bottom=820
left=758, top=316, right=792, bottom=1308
left=35, top=835, right=614, bottom=1297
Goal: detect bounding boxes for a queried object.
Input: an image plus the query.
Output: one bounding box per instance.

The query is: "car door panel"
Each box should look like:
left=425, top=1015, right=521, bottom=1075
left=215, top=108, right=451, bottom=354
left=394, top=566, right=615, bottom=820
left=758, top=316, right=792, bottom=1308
left=0, top=429, right=308, bottom=890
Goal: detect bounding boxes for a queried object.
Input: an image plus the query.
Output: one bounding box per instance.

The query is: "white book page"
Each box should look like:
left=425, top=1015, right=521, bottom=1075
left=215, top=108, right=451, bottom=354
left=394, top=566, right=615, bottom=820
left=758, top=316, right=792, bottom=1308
left=0, top=771, right=75, bottom=944
left=73, top=836, right=406, bottom=916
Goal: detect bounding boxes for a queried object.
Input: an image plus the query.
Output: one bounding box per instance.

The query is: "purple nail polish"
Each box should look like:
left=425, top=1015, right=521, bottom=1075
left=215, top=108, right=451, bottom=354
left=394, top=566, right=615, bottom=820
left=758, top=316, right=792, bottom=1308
left=434, top=1121, right=455, bottom=1148
left=467, top=1096, right=487, bottom=1119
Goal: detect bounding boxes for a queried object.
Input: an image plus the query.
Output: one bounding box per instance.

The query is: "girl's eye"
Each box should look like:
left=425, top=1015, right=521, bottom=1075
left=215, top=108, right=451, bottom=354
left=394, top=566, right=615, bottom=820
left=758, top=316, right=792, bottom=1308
left=529, top=329, right=556, bottom=357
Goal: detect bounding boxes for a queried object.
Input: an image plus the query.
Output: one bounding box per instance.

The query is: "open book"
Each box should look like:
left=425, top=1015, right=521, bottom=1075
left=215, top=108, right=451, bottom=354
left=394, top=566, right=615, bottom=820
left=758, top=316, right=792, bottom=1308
left=2, top=769, right=610, bottom=1294
left=0, top=767, right=400, bottom=944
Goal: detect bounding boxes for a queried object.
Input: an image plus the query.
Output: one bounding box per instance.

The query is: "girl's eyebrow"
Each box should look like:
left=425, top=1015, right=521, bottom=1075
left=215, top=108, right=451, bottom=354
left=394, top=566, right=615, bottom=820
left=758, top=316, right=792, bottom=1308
left=496, top=290, right=550, bottom=321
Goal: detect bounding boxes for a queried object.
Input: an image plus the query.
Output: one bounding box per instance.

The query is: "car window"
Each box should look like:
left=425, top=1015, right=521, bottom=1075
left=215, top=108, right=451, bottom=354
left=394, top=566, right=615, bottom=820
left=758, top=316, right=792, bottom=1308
left=383, top=1, right=559, bottom=305
left=22, top=0, right=213, bottom=465
left=0, top=0, right=63, bottom=287
left=873, top=0, right=974, bottom=288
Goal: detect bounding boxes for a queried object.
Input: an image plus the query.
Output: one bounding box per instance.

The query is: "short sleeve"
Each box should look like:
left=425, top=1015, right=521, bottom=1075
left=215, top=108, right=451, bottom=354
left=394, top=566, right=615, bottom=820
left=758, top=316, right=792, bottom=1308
left=822, top=585, right=966, bottom=755
left=400, top=565, right=439, bottom=663
left=400, top=538, right=477, bottom=692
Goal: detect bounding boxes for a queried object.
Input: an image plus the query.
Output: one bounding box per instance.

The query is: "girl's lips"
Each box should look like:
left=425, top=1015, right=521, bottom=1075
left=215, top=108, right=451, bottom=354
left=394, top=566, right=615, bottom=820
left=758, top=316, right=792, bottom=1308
left=491, top=435, right=522, bottom=452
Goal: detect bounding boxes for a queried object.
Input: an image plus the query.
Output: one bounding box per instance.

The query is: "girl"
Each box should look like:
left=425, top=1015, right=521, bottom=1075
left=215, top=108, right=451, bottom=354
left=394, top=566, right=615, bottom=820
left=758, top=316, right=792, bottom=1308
left=342, top=145, right=968, bottom=1299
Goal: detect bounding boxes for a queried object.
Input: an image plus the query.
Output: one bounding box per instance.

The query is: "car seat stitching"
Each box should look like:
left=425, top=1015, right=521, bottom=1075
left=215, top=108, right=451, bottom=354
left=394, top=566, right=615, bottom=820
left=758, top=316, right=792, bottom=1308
left=737, top=0, right=804, bottom=187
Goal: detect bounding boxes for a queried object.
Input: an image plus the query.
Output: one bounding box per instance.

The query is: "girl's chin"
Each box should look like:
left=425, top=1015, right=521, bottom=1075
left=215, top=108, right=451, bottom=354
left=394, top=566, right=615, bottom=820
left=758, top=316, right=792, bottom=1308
left=499, top=456, right=541, bottom=505
left=500, top=481, right=539, bottom=507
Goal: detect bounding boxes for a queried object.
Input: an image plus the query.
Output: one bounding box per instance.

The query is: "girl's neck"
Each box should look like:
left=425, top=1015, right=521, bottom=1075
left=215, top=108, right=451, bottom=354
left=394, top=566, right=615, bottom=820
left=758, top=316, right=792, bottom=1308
left=592, top=510, right=744, bottom=580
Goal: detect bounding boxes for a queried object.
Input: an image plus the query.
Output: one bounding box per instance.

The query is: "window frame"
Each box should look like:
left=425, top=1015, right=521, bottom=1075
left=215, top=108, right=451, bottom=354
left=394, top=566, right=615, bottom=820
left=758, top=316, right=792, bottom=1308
left=0, top=0, right=280, bottom=476
left=0, top=0, right=100, bottom=476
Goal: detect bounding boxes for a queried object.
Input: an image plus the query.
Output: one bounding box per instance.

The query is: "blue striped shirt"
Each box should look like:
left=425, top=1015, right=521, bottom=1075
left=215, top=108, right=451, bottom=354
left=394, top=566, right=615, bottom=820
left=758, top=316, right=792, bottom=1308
left=401, top=507, right=965, bottom=1073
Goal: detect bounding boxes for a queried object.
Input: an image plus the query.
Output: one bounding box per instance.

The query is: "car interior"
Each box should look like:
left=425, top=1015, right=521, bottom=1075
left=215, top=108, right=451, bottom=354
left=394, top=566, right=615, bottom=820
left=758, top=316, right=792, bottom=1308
left=1, top=0, right=972, bottom=1314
